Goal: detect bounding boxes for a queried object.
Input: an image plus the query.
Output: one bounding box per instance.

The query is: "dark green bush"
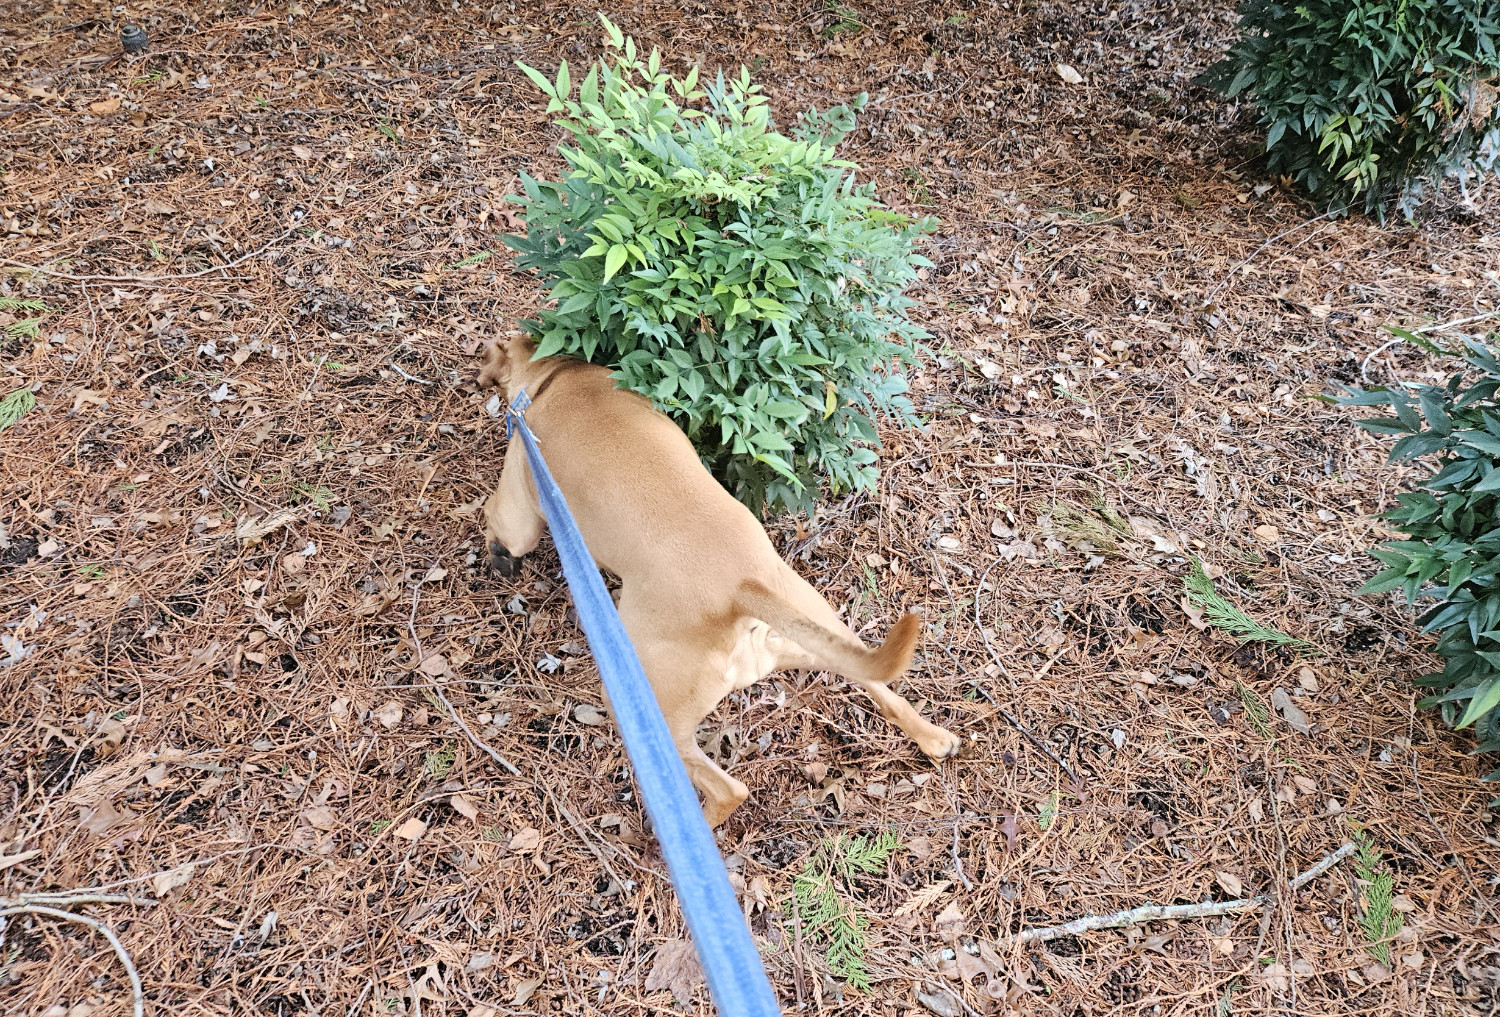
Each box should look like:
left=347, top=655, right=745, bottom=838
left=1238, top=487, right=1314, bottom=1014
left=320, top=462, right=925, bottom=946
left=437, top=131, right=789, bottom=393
left=505, top=18, right=934, bottom=514
left=1204, top=0, right=1500, bottom=216
left=1339, top=332, right=1500, bottom=778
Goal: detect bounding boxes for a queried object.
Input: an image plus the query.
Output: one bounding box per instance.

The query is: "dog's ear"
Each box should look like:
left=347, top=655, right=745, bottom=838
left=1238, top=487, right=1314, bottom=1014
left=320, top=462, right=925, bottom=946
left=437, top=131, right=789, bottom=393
left=477, top=340, right=510, bottom=391
left=477, top=334, right=540, bottom=391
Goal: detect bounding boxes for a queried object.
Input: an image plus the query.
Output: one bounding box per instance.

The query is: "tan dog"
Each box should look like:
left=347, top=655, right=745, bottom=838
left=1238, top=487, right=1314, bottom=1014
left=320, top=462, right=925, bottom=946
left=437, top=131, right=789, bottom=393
left=478, top=335, right=960, bottom=826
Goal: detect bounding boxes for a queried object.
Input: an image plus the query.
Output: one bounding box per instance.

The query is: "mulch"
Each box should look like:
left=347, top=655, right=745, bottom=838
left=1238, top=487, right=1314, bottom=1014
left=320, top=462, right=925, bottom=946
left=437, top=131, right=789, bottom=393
left=2, top=1, right=1499, bottom=1015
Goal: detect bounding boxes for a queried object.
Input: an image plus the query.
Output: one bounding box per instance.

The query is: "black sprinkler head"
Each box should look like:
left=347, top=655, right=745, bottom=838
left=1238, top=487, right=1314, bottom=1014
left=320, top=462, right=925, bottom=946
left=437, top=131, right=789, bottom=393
left=120, top=24, right=149, bottom=54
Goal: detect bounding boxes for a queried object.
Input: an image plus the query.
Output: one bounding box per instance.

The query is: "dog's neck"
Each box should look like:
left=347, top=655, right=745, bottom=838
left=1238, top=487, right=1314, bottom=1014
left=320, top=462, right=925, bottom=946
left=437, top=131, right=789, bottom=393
left=507, top=354, right=573, bottom=407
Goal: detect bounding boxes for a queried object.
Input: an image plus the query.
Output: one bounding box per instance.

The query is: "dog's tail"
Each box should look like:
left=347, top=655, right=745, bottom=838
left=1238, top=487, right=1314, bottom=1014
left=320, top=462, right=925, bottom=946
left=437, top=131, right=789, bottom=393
left=735, top=579, right=920, bottom=686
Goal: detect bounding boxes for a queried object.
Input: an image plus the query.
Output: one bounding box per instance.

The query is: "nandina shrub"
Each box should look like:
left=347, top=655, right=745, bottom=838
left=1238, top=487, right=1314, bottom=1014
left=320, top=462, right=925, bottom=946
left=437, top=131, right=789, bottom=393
left=1204, top=0, right=1500, bottom=216
left=504, top=18, right=935, bottom=515
left=1339, top=332, right=1500, bottom=783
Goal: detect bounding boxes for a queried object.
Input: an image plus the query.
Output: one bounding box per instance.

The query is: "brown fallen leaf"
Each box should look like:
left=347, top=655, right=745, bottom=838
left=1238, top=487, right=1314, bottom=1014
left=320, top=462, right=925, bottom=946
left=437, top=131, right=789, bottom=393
left=302, top=806, right=338, bottom=830
left=235, top=506, right=300, bottom=545
left=90, top=96, right=122, bottom=115
left=1253, top=523, right=1281, bottom=545
left=1181, top=597, right=1208, bottom=630
left=152, top=863, right=196, bottom=896
left=393, top=817, right=427, bottom=841
left=81, top=800, right=128, bottom=836
left=94, top=716, right=128, bottom=757
left=450, top=794, right=478, bottom=822
left=508, top=827, right=541, bottom=853
left=573, top=704, right=606, bottom=726
left=292, top=144, right=315, bottom=160
left=955, top=947, right=992, bottom=984
left=644, top=939, right=704, bottom=1007
left=511, top=978, right=543, bottom=1007
left=418, top=653, right=451, bottom=678
left=917, top=986, right=964, bottom=1017
left=375, top=701, right=403, bottom=728
left=1270, top=688, right=1313, bottom=735
left=999, top=812, right=1019, bottom=851
left=357, top=590, right=396, bottom=616
left=1215, top=871, right=1244, bottom=896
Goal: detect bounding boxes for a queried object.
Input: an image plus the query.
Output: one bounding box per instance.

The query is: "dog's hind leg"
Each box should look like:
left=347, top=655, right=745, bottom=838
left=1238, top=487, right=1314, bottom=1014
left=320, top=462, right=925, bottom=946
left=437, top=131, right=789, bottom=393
left=618, top=600, right=748, bottom=827
left=484, top=439, right=544, bottom=576
left=772, top=572, right=962, bottom=760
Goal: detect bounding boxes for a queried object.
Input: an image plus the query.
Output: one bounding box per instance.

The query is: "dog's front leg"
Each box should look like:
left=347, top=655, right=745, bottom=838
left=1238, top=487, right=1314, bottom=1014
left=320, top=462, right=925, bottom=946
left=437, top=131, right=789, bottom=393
left=484, top=439, right=544, bottom=577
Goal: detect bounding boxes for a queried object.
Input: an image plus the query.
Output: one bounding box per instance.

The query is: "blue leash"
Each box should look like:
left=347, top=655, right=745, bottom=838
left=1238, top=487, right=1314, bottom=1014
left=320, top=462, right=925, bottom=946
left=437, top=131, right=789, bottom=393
left=506, top=388, right=781, bottom=1017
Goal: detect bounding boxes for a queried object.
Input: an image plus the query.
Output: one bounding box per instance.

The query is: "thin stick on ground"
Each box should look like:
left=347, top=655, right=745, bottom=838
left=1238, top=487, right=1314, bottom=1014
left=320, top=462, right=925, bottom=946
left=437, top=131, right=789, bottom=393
left=1004, top=841, right=1356, bottom=945
left=971, top=558, right=1081, bottom=785
left=0, top=224, right=300, bottom=284
left=0, top=904, right=145, bottom=1017
left=1202, top=210, right=1339, bottom=307
left=408, top=559, right=521, bottom=776
left=0, top=892, right=153, bottom=908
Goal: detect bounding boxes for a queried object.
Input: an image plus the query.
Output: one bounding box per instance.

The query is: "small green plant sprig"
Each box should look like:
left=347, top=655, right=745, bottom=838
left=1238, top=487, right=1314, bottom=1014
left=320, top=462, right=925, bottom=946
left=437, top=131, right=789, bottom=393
left=1338, top=332, right=1500, bottom=772
left=1203, top=0, right=1500, bottom=217
left=506, top=16, right=935, bottom=514
left=789, top=832, right=901, bottom=990
left=1184, top=557, right=1316, bottom=652
left=1350, top=825, right=1403, bottom=965
left=0, top=388, right=35, bottom=431
left=1, top=295, right=53, bottom=346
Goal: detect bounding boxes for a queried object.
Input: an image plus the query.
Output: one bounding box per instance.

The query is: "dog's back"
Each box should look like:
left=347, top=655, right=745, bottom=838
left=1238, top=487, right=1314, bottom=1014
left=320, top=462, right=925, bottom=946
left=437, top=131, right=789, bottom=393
left=518, top=359, right=774, bottom=588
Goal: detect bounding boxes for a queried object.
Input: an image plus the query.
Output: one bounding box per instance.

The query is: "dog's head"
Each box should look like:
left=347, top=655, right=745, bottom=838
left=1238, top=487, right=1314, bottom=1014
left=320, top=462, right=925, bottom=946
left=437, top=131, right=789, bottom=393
left=476, top=332, right=538, bottom=397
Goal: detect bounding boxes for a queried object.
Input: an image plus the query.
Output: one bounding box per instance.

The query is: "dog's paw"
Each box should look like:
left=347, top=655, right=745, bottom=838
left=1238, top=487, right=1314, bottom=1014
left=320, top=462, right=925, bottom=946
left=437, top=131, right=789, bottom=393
left=489, top=541, right=522, bottom=577
left=919, top=726, right=963, bottom=760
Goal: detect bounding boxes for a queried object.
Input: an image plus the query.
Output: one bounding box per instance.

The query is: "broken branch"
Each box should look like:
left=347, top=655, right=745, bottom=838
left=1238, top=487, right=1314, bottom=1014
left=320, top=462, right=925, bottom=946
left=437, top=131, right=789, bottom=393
left=1005, top=841, right=1355, bottom=945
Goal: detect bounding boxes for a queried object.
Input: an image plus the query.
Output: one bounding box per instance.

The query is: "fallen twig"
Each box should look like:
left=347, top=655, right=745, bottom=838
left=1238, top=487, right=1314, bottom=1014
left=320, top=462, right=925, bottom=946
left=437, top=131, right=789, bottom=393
left=0, top=224, right=299, bottom=283
left=1413, top=309, right=1500, bottom=335
left=0, top=892, right=153, bottom=908
left=971, top=558, right=1081, bottom=785
left=0, top=904, right=145, bottom=1017
left=1202, top=210, right=1339, bottom=308
left=388, top=362, right=434, bottom=385
left=408, top=560, right=520, bottom=776
left=1004, top=841, right=1355, bottom=945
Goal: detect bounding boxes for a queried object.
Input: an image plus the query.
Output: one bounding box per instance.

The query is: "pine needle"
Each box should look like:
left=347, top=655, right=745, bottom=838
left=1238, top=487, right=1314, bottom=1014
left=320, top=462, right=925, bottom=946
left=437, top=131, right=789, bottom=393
left=1183, top=557, right=1316, bottom=652
left=0, top=389, right=35, bottom=431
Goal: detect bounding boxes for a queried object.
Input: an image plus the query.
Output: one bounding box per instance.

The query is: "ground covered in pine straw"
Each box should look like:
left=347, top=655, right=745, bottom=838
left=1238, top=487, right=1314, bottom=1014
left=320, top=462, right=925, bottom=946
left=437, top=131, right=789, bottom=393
left=3, top=1, right=1500, bottom=1015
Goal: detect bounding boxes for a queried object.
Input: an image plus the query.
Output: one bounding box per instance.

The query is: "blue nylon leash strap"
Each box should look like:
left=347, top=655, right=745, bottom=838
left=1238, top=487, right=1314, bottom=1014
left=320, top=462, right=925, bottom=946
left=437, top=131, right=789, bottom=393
left=507, top=389, right=781, bottom=1017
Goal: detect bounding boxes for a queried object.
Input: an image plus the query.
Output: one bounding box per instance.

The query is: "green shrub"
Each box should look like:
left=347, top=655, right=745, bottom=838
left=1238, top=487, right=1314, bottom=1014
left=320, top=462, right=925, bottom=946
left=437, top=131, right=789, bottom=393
left=504, top=17, right=935, bottom=514
left=1204, top=0, right=1500, bottom=216
left=1338, top=332, right=1500, bottom=779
